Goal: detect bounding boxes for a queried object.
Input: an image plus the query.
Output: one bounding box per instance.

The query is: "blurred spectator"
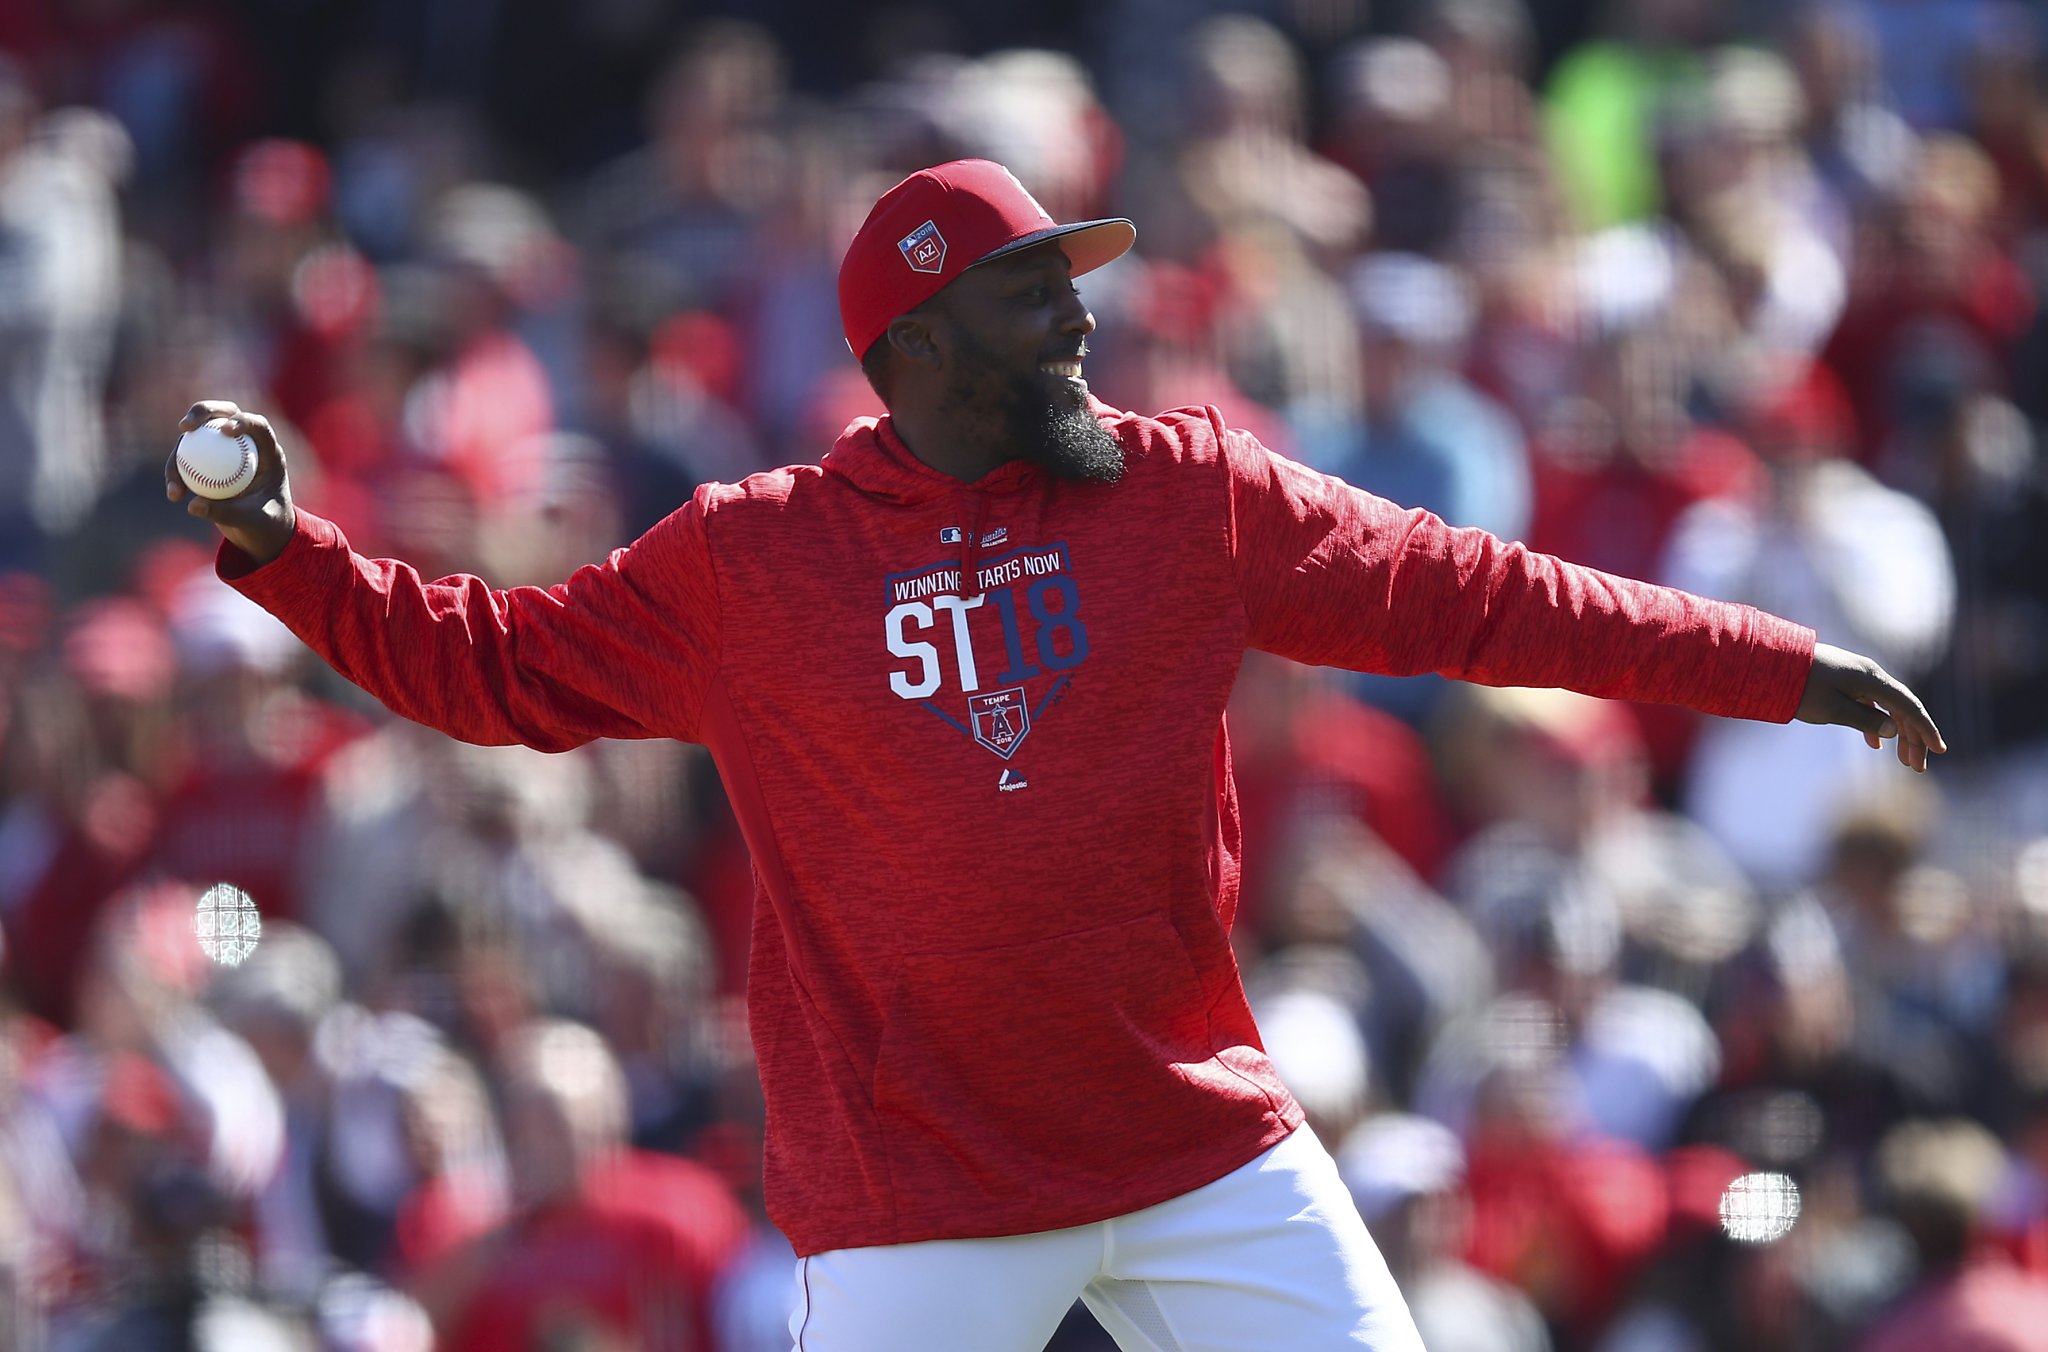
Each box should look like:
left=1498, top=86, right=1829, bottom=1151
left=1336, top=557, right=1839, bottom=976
left=1824, top=134, right=2033, bottom=450
left=1253, top=826, right=1494, bottom=1107
left=1706, top=900, right=1884, bottom=1157
left=720, top=118, right=880, bottom=461
left=148, top=572, right=363, bottom=925
left=42, top=885, right=285, bottom=1200
left=0, top=944, right=85, bottom=1347
left=1430, top=687, right=1728, bottom=1150
left=300, top=734, right=714, bottom=1049
left=1788, top=790, right=2004, bottom=1118
left=0, top=600, right=172, bottom=1026
left=0, top=75, right=129, bottom=569
left=1127, top=14, right=1371, bottom=267
left=403, top=183, right=561, bottom=509
left=577, top=307, right=767, bottom=524
left=1903, top=384, right=2048, bottom=774
left=407, top=1019, right=747, bottom=1352
left=293, top=721, right=461, bottom=990
left=1663, top=49, right=1850, bottom=403
left=377, top=1031, right=508, bottom=1281
left=1455, top=156, right=1579, bottom=431
left=1324, top=38, right=1459, bottom=251
left=1439, top=1033, right=1671, bottom=1341
left=1849, top=0, right=2012, bottom=132
left=1663, top=363, right=1955, bottom=886
left=1229, top=653, right=1453, bottom=916
left=574, top=23, right=791, bottom=327
left=217, top=139, right=345, bottom=430
left=1338, top=1112, right=1551, bottom=1352
left=1527, top=244, right=1763, bottom=588
left=1291, top=253, right=1530, bottom=723
left=1786, top=4, right=1919, bottom=218
left=1859, top=1117, right=2048, bottom=1351
left=1214, top=218, right=1362, bottom=414
left=1543, top=0, right=1723, bottom=229
left=470, top=431, right=631, bottom=588
left=207, top=922, right=345, bottom=1300
left=580, top=882, right=721, bottom=1152
left=1958, top=5, right=2048, bottom=240
left=1250, top=983, right=1374, bottom=1144
left=33, top=884, right=287, bottom=1349
left=1082, top=254, right=1299, bottom=457
left=1296, top=252, right=1531, bottom=543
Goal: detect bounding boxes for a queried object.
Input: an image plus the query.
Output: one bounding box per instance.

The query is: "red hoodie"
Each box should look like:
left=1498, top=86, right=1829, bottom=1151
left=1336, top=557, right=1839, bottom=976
left=222, top=400, right=1813, bottom=1255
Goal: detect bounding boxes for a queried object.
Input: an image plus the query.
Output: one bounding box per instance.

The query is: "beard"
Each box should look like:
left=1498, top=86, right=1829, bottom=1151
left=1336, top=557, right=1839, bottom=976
left=940, top=330, right=1126, bottom=484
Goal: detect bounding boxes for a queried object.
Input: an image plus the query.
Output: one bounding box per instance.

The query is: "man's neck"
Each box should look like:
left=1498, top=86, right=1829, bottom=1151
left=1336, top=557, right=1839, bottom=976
left=889, top=406, right=1011, bottom=483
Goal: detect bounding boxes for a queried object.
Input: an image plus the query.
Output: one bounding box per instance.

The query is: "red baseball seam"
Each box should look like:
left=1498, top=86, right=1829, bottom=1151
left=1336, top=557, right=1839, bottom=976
left=182, top=441, right=255, bottom=489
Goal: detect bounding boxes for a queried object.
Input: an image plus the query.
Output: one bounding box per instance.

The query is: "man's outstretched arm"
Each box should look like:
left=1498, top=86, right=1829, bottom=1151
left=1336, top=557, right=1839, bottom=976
left=1222, top=427, right=1946, bottom=773
left=166, top=401, right=721, bottom=751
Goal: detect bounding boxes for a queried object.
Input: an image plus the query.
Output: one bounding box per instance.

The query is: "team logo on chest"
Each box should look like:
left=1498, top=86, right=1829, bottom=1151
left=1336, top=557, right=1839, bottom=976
left=968, top=687, right=1030, bottom=758
left=880, top=540, right=1088, bottom=764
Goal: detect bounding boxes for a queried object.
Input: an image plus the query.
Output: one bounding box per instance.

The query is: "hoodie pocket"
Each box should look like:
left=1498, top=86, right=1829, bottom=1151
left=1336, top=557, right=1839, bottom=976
left=869, top=911, right=1227, bottom=1206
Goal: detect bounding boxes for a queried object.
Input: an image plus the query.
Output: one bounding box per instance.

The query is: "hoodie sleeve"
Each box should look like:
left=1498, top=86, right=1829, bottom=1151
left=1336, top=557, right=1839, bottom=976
left=219, top=492, right=723, bottom=750
left=1220, top=427, right=1813, bottom=722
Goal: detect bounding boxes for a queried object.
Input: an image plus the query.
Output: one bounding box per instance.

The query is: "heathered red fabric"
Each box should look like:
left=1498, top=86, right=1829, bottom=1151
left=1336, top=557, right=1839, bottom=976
left=220, top=400, right=1815, bottom=1256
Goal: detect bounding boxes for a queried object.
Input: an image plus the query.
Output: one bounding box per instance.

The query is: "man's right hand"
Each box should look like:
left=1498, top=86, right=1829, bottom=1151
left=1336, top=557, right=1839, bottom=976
left=166, top=401, right=298, bottom=566
left=1795, top=642, right=1946, bottom=772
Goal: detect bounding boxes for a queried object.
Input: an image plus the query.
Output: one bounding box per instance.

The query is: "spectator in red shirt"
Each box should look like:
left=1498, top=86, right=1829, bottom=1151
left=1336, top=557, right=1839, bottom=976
left=1228, top=650, right=1454, bottom=922
left=148, top=572, right=366, bottom=924
left=1859, top=1117, right=2048, bottom=1352
left=1, top=599, right=171, bottom=1026
left=408, top=1019, right=746, bottom=1352
left=1823, top=134, right=2035, bottom=451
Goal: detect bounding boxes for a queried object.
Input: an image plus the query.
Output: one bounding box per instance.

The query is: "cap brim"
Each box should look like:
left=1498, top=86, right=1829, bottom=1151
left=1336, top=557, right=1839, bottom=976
left=970, top=218, right=1136, bottom=278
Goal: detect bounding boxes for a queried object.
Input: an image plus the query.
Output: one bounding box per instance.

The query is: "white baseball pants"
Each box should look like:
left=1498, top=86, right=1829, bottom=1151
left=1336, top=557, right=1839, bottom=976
left=787, top=1124, right=1424, bottom=1351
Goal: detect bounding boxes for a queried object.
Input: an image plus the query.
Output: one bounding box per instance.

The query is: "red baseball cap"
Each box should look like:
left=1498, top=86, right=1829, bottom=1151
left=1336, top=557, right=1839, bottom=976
left=838, top=159, right=1135, bottom=358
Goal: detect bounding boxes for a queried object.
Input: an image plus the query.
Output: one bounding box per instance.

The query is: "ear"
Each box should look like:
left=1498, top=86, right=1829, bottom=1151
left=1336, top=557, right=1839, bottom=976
left=886, top=312, right=943, bottom=372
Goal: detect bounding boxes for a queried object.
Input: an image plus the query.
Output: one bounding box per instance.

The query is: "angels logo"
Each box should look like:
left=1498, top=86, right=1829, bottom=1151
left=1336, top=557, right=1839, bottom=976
left=899, top=221, right=947, bottom=274
left=968, top=687, right=1030, bottom=759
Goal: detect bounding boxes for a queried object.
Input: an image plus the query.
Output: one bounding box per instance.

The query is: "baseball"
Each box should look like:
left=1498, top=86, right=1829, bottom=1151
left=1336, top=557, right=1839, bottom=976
left=176, top=419, right=260, bottom=500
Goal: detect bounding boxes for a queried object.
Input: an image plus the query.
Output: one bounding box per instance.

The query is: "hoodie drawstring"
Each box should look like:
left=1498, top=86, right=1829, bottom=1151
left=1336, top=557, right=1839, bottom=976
left=959, top=492, right=989, bottom=598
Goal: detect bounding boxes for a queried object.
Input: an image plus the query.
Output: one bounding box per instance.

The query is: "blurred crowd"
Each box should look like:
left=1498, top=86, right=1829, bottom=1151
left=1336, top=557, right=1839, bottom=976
left=1, top=0, right=2048, bottom=1349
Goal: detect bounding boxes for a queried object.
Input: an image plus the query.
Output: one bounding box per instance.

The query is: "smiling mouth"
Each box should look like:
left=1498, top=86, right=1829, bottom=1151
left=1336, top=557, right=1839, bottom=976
left=1040, top=360, right=1085, bottom=380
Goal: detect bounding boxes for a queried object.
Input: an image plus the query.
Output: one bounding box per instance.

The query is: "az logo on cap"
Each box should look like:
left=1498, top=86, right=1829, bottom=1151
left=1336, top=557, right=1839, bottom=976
left=899, top=220, right=947, bottom=274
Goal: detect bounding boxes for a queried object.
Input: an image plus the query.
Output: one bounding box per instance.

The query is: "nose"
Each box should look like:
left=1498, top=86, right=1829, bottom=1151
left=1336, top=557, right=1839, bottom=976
left=1058, top=288, right=1096, bottom=337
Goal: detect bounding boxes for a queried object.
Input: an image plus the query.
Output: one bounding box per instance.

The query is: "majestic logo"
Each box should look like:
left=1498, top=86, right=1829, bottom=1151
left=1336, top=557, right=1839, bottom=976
left=969, top=687, right=1030, bottom=759
left=899, top=221, right=947, bottom=274
left=998, top=769, right=1029, bottom=793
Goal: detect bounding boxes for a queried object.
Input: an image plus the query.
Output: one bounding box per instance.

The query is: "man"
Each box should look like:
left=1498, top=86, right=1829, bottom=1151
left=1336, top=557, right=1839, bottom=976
left=169, top=159, right=1943, bottom=1351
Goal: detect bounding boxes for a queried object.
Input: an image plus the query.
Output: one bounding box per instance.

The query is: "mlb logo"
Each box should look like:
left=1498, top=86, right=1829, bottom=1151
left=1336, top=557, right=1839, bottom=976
left=939, top=526, right=964, bottom=544
left=899, top=220, right=947, bottom=274
left=968, top=687, right=1031, bottom=759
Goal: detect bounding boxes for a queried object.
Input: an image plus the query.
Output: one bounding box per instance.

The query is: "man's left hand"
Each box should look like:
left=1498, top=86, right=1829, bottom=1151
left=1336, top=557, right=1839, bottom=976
left=1796, top=642, right=1947, bottom=772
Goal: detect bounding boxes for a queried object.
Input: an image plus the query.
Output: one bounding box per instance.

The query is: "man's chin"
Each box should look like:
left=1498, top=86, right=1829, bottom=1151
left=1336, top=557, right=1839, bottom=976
left=1030, top=400, right=1125, bottom=484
